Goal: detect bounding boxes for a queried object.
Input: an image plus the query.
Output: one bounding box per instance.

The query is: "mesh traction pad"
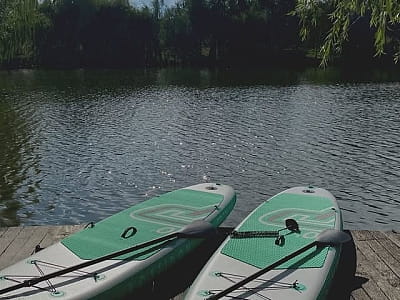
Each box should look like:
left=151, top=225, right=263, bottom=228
left=221, top=193, right=336, bottom=269
left=62, top=189, right=223, bottom=260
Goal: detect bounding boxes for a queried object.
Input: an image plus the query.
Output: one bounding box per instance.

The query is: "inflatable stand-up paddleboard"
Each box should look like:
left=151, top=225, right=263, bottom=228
left=0, top=183, right=236, bottom=299
left=185, top=186, right=344, bottom=300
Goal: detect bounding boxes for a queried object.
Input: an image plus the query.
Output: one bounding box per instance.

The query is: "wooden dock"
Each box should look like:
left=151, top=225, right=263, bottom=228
left=0, top=226, right=399, bottom=299
left=348, top=230, right=400, bottom=300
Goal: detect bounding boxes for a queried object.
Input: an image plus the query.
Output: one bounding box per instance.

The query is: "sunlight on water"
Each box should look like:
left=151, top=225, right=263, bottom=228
left=0, top=68, right=400, bottom=230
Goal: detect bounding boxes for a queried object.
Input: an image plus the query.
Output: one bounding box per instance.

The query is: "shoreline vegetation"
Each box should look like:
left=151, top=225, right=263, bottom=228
left=0, top=0, right=399, bottom=70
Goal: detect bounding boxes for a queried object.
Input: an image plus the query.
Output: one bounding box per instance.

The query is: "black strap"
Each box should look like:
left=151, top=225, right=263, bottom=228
left=230, top=230, right=279, bottom=238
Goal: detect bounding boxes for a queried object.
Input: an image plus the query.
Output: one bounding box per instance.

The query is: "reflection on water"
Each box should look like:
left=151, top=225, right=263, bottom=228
left=0, top=102, right=23, bottom=226
left=0, top=95, right=41, bottom=226
left=0, top=68, right=400, bottom=230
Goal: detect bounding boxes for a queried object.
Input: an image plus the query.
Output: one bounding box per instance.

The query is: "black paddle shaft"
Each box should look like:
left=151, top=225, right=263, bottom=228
left=207, top=241, right=318, bottom=300
left=0, top=232, right=179, bottom=295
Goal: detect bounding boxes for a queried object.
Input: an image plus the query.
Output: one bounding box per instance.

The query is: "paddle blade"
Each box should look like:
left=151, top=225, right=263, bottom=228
left=316, top=229, right=351, bottom=246
left=178, top=220, right=216, bottom=238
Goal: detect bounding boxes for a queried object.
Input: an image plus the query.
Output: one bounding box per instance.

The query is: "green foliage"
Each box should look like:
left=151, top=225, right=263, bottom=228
left=2, top=0, right=399, bottom=68
left=0, top=0, right=156, bottom=68
left=0, top=0, right=304, bottom=68
left=0, top=0, right=49, bottom=66
left=293, top=0, right=400, bottom=66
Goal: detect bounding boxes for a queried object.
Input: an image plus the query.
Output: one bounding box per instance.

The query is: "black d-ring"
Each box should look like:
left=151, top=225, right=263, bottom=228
left=85, top=222, right=95, bottom=229
left=121, top=227, right=137, bottom=239
left=275, top=235, right=285, bottom=246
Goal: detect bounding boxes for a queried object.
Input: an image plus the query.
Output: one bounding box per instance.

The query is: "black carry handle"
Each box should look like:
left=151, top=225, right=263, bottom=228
left=121, top=227, right=137, bottom=239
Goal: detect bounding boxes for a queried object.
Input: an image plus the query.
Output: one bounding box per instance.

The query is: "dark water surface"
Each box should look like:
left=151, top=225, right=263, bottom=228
left=1, top=68, right=400, bottom=230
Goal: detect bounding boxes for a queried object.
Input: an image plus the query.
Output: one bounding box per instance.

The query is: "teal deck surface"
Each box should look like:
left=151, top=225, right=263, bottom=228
left=222, top=192, right=337, bottom=269
left=62, top=189, right=223, bottom=260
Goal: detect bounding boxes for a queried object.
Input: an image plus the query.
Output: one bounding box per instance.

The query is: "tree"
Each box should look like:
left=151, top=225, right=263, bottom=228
left=293, top=0, right=400, bottom=66
left=0, top=0, right=49, bottom=67
left=160, top=3, right=196, bottom=64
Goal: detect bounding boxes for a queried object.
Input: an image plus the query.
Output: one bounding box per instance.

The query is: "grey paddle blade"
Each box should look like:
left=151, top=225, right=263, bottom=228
left=316, top=229, right=351, bottom=246
left=178, top=220, right=216, bottom=238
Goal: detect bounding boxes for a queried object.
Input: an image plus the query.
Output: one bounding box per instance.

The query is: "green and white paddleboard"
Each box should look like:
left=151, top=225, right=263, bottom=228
left=0, top=183, right=236, bottom=299
left=185, top=186, right=343, bottom=300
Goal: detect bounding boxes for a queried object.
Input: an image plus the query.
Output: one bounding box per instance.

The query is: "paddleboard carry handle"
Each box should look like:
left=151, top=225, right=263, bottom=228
left=274, top=218, right=299, bottom=246
left=85, top=222, right=95, bottom=229
left=121, top=227, right=137, bottom=239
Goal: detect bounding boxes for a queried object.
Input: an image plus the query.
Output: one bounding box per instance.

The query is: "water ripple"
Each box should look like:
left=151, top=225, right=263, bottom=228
left=1, top=71, right=400, bottom=230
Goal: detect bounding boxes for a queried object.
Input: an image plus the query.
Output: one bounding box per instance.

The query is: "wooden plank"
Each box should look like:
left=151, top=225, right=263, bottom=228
left=6, top=226, right=50, bottom=267
left=0, top=226, right=37, bottom=269
left=369, top=231, right=400, bottom=265
left=39, top=225, right=65, bottom=248
left=352, top=244, right=389, bottom=300
left=379, top=235, right=400, bottom=265
left=0, top=227, right=24, bottom=257
left=54, top=224, right=84, bottom=241
left=351, top=286, right=372, bottom=300
left=369, top=230, right=387, bottom=240
left=39, top=225, right=83, bottom=248
left=356, top=240, right=400, bottom=300
left=351, top=230, right=375, bottom=241
left=367, top=239, right=400, bottom=278
left=383, top=231, right=400, bottom=249
left=0, top=225, right=84, bottom=270
left=0, top=226, right=7, bottom=237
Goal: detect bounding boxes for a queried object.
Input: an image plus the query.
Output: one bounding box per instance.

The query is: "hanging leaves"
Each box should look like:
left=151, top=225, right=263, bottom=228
left=293, top=0, right=400, bottom=66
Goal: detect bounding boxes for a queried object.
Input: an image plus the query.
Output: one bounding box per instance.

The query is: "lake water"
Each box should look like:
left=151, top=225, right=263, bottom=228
left=1, top=67, right=400, bottom=230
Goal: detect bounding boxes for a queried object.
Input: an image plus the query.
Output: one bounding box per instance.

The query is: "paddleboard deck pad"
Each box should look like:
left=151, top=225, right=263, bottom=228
left=0, top=183, right=235, bottom=299
left=185, top=186, right=343, bottom=300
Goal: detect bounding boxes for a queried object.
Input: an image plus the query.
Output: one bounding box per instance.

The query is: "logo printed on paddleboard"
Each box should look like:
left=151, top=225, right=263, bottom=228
left=259, top=207, right=336, bottom=238
left=130, top=204, right=216, bottom=232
